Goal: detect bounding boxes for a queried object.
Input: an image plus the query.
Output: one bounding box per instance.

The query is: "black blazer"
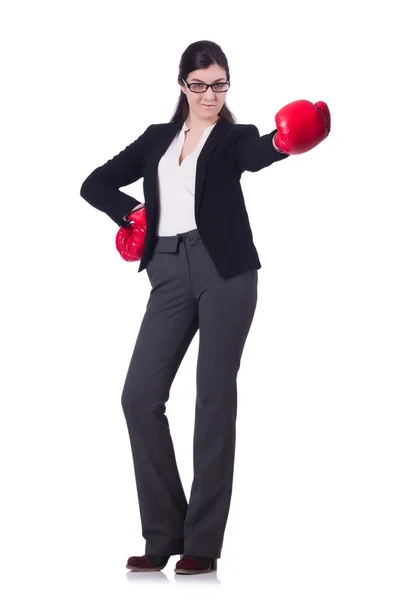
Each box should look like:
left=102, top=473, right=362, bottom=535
left=80, top=116, right=290, bottom=279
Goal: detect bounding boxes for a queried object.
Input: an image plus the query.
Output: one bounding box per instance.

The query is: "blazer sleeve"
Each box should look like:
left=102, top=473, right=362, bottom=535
left=80, top=124, right=153, bottom=226
left=234, top=125, right=290, bottom=173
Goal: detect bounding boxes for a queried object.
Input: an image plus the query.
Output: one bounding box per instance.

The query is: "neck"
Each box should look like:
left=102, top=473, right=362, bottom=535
left=185, top=114, right=220, bottom=132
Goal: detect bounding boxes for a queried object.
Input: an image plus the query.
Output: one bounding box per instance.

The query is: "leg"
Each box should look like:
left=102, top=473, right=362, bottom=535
left=183, top=268, right=258, bottom=558
left=121, top=277, right=198, bottom=556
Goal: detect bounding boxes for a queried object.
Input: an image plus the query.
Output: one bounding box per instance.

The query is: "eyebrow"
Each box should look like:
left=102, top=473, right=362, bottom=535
left=191, top=78, right=226, bottom=83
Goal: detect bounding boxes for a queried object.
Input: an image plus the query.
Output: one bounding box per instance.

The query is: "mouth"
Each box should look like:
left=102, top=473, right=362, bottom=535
left=202, top=104, right=215, bottom=107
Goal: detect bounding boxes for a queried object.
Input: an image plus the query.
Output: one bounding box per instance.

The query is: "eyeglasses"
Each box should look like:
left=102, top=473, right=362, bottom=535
left=182, top=78, right=230, bottom=93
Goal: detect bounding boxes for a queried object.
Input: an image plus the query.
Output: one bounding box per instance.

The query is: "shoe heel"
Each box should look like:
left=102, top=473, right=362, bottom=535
left=211, top=558, right=217, bottom=570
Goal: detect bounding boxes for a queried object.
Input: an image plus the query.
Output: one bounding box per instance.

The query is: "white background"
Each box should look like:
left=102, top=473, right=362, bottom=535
left=1, top=0, right=396, bottom=598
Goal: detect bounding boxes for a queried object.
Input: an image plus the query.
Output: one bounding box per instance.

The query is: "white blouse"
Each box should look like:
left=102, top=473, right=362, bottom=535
left=123, top=122, right=283, bottom=230
left=155, top=120, right=217, bottom=236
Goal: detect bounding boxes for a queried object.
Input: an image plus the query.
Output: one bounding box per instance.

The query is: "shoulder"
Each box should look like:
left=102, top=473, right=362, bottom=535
left=146, top=122, right=171, bottom=130
left=144, top=120, right=260, bottom=141
left=220, top=120, right=260, bottom=138
left=231, top=123, right=260, bottom=137
left=142, top=122, right=180, bottom=141
left=217, top=121, right=260, bottom=142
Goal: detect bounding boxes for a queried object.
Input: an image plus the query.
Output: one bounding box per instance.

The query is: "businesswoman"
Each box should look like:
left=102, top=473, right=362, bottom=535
left=80, top=39, right=329, bottom=575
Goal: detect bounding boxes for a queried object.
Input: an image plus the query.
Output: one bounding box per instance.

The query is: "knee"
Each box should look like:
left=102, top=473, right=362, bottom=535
left=121, top=388, right=143, bottom=417
left=121, top=385, right=165, bottom=421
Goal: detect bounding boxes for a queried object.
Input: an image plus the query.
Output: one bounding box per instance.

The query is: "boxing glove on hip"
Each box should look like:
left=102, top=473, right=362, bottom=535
left=115, top=206, right=146, bottom=262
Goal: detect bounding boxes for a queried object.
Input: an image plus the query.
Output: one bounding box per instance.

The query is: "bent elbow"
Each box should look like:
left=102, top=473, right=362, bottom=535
left=80, top=172, right=98, bottom=200
left=80, top=179, right=89, bottom=200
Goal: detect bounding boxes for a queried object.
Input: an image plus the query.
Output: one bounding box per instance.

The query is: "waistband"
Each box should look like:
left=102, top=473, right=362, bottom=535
left=152, top=228, right=200, bottom=253
left=155, top=228, right=198, bottom=240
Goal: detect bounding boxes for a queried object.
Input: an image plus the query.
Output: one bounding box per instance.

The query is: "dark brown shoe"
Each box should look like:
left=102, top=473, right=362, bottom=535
left=174, top=555, right=217, bottom=575
left=126, top=554, right=171, bottom=571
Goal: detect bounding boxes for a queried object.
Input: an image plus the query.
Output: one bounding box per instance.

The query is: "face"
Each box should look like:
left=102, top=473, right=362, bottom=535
left=180, top=64, right=228, bottom=123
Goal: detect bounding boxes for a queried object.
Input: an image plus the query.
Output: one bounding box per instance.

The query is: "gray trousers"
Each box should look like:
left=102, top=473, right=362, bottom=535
left=121, top=228, right=258, bottom=558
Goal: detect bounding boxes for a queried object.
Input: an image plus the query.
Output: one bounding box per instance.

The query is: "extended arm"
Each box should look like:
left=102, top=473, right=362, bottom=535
left=234, top=126, right=289, bottom=173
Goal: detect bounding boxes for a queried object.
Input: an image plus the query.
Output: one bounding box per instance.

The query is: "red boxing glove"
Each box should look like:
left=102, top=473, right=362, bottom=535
left=274, top=99, right=331, bottom=155
left=115, top=206, right=146, bottom=261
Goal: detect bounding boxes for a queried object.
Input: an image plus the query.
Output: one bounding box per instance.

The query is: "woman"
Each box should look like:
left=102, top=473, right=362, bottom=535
left=80, top=39, right=327, bottom=575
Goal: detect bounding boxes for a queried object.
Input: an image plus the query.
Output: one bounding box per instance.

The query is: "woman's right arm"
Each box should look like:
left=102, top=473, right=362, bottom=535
left=80, top=125, right=153, bottom=226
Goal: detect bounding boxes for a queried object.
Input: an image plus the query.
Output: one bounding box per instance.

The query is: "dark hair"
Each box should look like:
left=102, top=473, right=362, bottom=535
left=169, top=40, right=237, bottom=125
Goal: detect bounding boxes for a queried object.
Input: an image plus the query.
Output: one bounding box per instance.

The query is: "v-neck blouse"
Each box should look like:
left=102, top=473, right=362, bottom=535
left=156, top=120, right=217, bottom=236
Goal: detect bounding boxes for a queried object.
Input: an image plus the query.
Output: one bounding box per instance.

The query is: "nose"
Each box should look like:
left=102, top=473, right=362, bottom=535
left=204, top=89, right=216, bottom=101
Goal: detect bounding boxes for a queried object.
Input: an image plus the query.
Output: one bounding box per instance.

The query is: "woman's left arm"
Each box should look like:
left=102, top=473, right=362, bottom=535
left=234, top=125, right=290, bottom=173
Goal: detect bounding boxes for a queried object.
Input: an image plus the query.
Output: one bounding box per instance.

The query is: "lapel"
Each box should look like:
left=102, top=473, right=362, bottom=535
left=144, top=116, right=231, bottom=227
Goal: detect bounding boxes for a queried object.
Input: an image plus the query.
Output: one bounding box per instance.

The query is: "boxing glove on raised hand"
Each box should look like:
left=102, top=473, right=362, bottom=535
left=115, top=205, right=146, bottom=261
left=273, top=99, right=331, bottom=155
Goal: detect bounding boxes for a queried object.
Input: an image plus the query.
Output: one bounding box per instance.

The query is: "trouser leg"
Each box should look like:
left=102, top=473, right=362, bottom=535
left=183, top=265, right=258, bottom=558
left=121, top=259, right=198, bottom=556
